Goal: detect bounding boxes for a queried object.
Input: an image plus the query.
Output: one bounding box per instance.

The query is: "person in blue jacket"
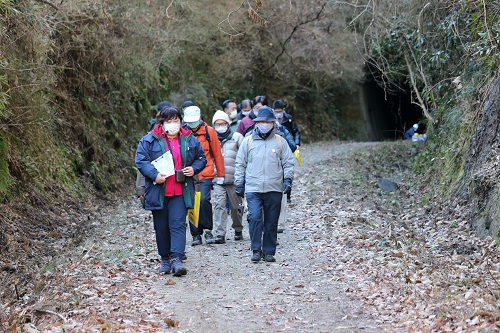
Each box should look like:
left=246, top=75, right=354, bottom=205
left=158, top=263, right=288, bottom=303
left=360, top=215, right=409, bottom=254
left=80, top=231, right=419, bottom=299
left=272, top=100, right=301, bottom=148
left=403, top=124, right=419, bottom=140
left=135, top=106, right=206, bottom=276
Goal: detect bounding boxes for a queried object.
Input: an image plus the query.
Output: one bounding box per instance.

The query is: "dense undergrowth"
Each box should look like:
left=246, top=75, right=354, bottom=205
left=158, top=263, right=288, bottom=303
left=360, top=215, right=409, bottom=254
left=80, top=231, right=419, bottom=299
left=0, top=0, right=498, bottom=328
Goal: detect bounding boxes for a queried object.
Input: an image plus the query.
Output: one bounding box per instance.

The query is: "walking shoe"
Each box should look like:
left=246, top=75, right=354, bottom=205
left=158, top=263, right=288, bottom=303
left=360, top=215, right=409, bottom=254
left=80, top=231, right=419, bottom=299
left=159, top=258, right=171, bottom=274
left=205, top=231, right=215, bottom=244
left=263, top=254, right=276, bottom=262
left=191, top=235, right=202, bottom=246
left=182, top=254, right=187, bottom=261
left=234, top=231, right=243, bottom=241
left=277, top=228, right=284, bottom=233
left=251, top=250, right=262, bottom=262
left=214, top=235, right=226, bottom=244
left=170, top=257, right=187, bottom=276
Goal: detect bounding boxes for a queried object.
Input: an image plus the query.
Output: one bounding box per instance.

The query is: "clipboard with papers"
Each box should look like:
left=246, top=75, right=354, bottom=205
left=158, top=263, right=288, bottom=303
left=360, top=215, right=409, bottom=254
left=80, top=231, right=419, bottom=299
left=151, top=151, right=175, bottom=178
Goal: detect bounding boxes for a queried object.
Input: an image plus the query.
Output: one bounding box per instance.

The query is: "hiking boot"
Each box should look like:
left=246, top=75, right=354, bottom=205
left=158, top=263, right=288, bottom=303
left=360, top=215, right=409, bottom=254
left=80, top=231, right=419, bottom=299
left=215, top=235, right=226, bottom=244
left=277, top=228, right=284, bottom=233
left=191, top=235, right=202, bottom=246
left=170, top=257, right=187, bottom=277
left=234, top=231, right=243, bottom=241
left=263, top=254, right=276, bottom=262
left=205, top=231, right=215, bottom=244
left=159, top=258, right=171, bottom=274
left=251, top=250, right=262, bottom=262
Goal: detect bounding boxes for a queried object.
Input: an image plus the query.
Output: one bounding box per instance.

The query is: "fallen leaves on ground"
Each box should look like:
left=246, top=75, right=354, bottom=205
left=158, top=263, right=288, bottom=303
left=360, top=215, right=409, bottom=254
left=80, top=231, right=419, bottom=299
left=1, top=141, right=498, bottom=332
left=289, top=141, right=500, bottom=332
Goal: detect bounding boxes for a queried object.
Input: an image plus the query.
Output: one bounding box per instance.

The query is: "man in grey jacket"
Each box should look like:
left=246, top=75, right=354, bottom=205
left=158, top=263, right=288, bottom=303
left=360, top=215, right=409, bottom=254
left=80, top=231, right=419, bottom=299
left=234, top=106, right=295, bottom=262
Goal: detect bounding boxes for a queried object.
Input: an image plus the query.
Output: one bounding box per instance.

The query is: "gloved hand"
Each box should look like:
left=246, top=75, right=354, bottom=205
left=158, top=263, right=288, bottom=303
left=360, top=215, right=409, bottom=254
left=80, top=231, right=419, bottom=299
left=216, top=177, right=225, bottom=185
left=283, top=178, right=292, bottom=194
left=235, top=184, right=245, bottom=198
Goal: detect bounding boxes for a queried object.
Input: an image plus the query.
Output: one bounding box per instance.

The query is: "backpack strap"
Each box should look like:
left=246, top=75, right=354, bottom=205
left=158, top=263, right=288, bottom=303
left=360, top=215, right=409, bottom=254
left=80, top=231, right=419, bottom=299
left=247, top=136, right=253, bottom=150
left=274, top=134, right=282, bottom=151
left=194, top=124, right=214, bottom=159
left=247, top=134, right=282, bottom=151
left=205, top=125, right=214, bottom=159
left=205, top=125, right=211, bottom=144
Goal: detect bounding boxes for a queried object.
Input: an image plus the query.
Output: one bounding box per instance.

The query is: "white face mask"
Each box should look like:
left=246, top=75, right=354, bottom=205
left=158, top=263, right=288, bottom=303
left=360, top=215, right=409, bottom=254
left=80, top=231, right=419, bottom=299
left=275, top=112, right=284, bottom=119
left=242, top=111, right=250, bottom=116
left=163, top=123, right=181, bottom=135
left=229, top=110, right=237, bottom=119
left=253, top=111, right=258, bottom=117
left=214, top=125, right=229, bottom=133
left=257, top=123, right=273, bottom=134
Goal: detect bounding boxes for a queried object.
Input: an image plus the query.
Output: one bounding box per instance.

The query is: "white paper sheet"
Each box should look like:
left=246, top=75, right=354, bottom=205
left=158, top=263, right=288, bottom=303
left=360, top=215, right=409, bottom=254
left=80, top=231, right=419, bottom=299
left=151, top=151, right=175, bottom=177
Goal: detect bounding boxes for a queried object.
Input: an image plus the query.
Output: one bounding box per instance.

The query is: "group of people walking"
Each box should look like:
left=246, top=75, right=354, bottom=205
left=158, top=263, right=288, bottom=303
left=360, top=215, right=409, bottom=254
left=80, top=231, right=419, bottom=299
left=135, top=96, right=301, bottom=276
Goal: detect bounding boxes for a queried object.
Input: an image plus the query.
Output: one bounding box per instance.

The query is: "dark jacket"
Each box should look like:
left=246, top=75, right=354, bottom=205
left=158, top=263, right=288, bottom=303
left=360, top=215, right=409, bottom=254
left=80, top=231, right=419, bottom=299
left=135, top=126, right=207, bottom=210
left=403, top=127, right=416, bottom=140
left=275, top=124, right=297, bottom=152
left=279, top=112, right=301, bottom=146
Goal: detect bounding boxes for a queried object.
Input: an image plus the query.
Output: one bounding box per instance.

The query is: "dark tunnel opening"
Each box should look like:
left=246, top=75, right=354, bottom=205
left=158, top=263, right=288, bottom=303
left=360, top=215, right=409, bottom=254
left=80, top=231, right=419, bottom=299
left=360, top=65, right=424, bottom=141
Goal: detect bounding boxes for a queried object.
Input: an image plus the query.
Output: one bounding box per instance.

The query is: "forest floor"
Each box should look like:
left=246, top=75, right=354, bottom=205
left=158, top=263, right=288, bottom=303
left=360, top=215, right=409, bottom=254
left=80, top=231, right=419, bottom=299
left=1, top=141, right=499, bottom=332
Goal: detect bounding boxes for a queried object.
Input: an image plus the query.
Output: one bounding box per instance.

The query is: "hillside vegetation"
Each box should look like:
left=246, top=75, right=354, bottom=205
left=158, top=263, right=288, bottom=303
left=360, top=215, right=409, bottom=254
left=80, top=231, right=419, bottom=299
left=360, top=0, right=499, bottom=237
left=0, top=0, right=498, bottom=326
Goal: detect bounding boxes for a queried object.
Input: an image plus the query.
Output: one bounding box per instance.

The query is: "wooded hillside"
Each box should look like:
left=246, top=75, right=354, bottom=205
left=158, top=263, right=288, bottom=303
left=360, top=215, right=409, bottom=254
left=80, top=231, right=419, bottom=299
left=0, top=0, right=498, bottom=324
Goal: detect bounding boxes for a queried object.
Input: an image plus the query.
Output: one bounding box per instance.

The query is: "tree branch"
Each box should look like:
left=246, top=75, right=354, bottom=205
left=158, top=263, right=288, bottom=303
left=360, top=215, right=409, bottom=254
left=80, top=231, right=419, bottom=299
left=267, top=2, right=327, bottom=71
left=404, top=53, right=434, bottom=123
left=218, top=2, right=245, bottom=37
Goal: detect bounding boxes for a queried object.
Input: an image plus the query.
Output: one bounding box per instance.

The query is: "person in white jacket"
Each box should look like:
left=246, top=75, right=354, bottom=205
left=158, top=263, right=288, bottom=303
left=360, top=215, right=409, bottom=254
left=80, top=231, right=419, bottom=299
left=234, top=106, right=295, bottom=262
left=211, top=110, right=245, bottom=243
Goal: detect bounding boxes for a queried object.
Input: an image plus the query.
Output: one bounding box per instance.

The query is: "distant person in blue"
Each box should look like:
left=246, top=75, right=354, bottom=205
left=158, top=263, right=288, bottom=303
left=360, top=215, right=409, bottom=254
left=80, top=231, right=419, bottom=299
left=403, top=124, right=419, bottom=140
left=272, top=100, right=301, bottom=149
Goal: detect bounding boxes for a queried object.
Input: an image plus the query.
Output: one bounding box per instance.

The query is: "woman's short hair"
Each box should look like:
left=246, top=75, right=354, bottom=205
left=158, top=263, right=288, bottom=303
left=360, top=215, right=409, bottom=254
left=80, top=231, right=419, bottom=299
left=254, top=95, right=268, bottom=106
left=158, top=106, right=181, bottom=124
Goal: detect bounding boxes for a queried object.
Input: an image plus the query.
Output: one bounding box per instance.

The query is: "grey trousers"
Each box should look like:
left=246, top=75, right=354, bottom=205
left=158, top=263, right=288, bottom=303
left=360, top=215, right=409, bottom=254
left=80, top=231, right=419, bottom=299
left=213, top=184, right=243, bottom=237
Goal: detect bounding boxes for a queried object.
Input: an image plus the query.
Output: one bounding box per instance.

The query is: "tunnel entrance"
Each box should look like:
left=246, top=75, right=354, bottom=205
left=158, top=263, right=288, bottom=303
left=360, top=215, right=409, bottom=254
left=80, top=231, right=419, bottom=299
left=360, top=65, right=424, bottom=141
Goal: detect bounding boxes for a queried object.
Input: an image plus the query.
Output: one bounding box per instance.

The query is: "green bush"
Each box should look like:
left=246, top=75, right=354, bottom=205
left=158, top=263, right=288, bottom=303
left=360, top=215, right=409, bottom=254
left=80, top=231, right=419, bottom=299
left=0, top=133, right=9, bottom=201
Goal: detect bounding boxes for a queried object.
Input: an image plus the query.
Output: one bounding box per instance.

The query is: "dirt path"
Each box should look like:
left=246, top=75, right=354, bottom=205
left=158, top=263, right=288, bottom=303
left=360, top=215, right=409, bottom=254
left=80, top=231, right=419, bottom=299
left=153, top=143, right=380, bottom=333
left=8, top=141, right=499, bottom=332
